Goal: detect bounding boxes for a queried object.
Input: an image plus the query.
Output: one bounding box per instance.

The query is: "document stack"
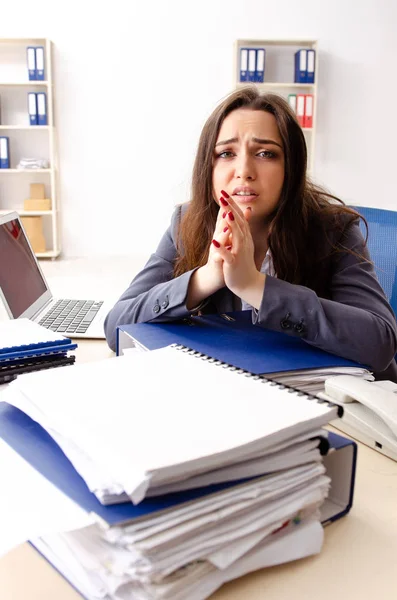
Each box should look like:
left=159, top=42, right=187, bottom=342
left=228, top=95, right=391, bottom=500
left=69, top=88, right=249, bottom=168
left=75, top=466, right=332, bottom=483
left=0, top=319, right=77, bottom=385
left=0, top=345, right=357, bottom=600
left=117, top=311, right=373, bottom=395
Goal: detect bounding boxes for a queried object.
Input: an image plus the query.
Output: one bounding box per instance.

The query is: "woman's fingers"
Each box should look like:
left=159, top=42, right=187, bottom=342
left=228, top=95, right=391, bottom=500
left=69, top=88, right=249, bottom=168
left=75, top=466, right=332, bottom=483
left=211, top=239, right=234, bottom=264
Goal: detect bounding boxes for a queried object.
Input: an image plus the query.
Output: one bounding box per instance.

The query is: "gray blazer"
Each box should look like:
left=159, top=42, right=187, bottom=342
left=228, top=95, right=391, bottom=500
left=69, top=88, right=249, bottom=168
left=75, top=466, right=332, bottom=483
left=104, top=205, right=397, bottom=381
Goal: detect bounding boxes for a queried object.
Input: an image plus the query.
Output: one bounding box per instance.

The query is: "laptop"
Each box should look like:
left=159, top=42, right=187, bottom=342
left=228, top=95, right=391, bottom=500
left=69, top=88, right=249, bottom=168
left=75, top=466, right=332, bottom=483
left=0, top=211, right=111, bottom=339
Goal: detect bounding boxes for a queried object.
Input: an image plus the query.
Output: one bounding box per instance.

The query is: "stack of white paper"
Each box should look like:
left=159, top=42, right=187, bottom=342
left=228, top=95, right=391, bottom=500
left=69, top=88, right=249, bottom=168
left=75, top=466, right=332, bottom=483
left=5, top=347, right=339, bottom=504
left=2, top=345, right=340, bottom=599
left=266, top=367, right=374, bottom=394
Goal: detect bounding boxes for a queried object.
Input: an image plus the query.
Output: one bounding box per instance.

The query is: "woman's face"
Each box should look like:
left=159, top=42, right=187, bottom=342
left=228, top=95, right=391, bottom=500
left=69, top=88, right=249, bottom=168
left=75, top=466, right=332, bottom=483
left=212, top=108, right=285, bottom=223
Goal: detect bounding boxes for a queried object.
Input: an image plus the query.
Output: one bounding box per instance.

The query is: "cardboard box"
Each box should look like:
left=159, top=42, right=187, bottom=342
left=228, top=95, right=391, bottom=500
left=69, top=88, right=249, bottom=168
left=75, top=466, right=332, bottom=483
left=21, top=216, right=46, bottom=253
left=30, top=183, right=45, bottom=199
left=24, top=198, right=52, bottom=211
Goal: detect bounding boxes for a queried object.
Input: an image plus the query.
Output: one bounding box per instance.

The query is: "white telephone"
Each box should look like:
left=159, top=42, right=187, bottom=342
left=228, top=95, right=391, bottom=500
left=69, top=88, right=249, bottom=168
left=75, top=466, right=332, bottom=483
left=320, top=375, right=397, bottom=461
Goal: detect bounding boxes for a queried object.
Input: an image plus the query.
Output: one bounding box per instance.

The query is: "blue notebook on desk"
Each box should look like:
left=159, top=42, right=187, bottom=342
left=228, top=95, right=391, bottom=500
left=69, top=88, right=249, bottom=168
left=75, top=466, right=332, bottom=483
left=0, top=319, right=77, bottom=362
left=116, top=311, right=367, bottom=375
left=0, top=401, right=356, bottom=527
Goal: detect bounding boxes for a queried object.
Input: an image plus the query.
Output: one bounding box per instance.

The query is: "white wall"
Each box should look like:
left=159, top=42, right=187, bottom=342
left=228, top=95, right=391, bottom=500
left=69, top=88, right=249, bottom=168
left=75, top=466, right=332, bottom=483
left=1, top=0, right=396, bottom=258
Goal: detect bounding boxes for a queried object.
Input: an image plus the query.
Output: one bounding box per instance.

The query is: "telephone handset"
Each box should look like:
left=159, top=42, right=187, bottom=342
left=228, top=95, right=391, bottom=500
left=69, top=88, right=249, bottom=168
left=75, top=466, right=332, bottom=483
left=320, top=375, right=397, bottom=461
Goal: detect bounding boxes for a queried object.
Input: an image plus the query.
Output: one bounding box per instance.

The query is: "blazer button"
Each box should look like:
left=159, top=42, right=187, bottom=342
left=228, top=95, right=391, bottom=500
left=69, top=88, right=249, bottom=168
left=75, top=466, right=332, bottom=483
left=280, top=312, right=292, bottom=330
left=153, top=304, right=160, bottom=314
left=161, top=299, right=169, bottom=309
left=294, top=321, right=305, bottom=334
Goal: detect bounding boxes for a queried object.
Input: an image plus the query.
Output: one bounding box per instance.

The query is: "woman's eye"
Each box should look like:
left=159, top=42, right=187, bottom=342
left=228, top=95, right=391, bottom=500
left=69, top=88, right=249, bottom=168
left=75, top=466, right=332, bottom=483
left=217, top=151, right=234, bottom=159
left=257, top=150, right=275, bottom=158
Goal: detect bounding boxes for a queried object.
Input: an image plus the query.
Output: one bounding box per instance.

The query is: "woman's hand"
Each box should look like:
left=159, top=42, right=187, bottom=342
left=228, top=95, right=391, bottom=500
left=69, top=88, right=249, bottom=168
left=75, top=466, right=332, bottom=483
left=211, top=193, right=266, bottom=310
left=186, top=201, right=232, bottom=309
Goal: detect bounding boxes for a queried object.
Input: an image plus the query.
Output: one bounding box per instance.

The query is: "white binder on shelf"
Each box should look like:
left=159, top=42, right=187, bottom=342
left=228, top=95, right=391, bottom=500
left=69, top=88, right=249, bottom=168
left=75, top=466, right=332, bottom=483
left=288, top=94, right=297, bottom=113
left=296, top=94, right=305, bottom=127
left=35, top=46, right=45, bottom=80
left=26, top=46, right=36, bottom=80
left=239, top=48, right=248, bottom=82
left=0, top=136, right=10, bottom=169
left=255, top=48, right=265, bottom=82
left=248, top=48, right=256, bottom=82
left=28, top=92, right=38, bottom=126
left=307, top=49, right=316, bottom=84
left=37, top=92, right=47, bottom=126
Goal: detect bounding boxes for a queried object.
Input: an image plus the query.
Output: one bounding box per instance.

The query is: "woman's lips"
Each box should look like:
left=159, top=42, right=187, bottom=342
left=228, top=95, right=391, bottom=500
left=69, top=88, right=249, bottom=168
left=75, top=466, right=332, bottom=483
left=233, top=194, right=258, bottom=203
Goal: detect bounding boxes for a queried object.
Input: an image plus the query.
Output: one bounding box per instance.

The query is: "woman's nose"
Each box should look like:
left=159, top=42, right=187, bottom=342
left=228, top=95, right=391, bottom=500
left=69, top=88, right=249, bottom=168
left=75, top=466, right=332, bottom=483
left=235, top=154, right=255, bottom=180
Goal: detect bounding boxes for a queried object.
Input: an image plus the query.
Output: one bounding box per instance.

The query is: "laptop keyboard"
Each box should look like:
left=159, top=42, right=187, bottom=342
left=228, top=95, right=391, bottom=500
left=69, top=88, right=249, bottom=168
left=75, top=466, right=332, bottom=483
left=38, top=299, right=104, bottom=335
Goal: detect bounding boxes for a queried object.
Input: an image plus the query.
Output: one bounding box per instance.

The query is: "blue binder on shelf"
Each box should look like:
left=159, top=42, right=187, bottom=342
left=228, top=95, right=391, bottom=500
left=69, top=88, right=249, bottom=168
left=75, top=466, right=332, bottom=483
left=239, top=47, right=249, bottom=82
left=28, top=92, right=38, bottom=126
left=116, top=311, right=367, bottom=375
left=255, top=48, right=265, bottom=83
left=26, top=46, right=36, bottom=80
left=248, top=48, right=256, bottom=82
left=35, top=46, right=45, bottom=80
left=294, top=49, right=307, bottom=83
left=307, top=49, right=316, bottom=84
left=0, top=136, right=10, bottom=168
left=0, top=401, right=357, bottom=527
left=37, top=92, right=47, bottom=126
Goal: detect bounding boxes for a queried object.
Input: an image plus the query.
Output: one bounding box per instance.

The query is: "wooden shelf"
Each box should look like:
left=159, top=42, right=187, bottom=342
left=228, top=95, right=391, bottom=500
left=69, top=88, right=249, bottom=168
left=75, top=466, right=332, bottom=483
left=0, top=209, right=53, bottom=216
left=0, top=81, right=49, bottom=86
left=0, top=169, right=52, bottom=173
left=236, top=82, right=316, bottom=89
left=0, top=37, right=60, bottom=257
left=36, top=249, right=61, bottom=259
left=0, top=125, right=50, bottom=130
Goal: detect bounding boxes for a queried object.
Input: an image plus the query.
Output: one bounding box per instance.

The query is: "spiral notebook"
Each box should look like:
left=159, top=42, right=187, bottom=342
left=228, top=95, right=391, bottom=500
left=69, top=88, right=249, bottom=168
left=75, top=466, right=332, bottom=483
left=3, top=344, right=343, bottom=505
left=116, top=312, right=371, bottom=393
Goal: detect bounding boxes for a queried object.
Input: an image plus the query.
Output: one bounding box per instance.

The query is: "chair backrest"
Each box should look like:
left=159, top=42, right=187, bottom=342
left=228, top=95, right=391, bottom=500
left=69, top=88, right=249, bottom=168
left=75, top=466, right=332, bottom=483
left=351, top=206, right=397, bottom=316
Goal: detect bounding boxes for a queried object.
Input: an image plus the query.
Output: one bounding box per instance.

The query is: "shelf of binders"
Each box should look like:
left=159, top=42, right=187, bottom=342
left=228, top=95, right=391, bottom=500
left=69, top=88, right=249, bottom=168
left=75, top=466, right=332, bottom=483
left=234, top=39, right=318, bottom=174
left=0, top=38, right=60, bottom=258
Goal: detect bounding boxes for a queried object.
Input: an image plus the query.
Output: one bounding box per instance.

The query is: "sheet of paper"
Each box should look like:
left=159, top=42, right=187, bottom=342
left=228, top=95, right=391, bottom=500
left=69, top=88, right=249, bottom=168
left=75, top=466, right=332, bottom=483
left=0, top=439, right=93, bottom=558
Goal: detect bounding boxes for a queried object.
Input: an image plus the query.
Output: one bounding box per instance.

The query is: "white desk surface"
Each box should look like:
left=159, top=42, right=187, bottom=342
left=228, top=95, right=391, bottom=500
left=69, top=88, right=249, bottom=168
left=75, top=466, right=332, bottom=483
left=1, top=259, right=397, bottom=600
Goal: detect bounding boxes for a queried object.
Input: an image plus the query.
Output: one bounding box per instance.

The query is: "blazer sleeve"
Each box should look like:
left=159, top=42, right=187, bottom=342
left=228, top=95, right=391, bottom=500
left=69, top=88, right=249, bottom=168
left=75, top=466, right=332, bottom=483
left=104, top=206, right=198, bottom=351
left=254, top=220, right=397, bottom=372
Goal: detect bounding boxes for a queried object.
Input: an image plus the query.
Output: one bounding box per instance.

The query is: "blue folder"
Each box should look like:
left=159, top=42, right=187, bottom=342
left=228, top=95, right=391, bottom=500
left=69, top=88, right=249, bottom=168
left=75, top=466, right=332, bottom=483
left=0, top=401, right=355, bottom=526
left=0, top=339, right=77, bottom=362
left=116, top=311, right=367, bottom=374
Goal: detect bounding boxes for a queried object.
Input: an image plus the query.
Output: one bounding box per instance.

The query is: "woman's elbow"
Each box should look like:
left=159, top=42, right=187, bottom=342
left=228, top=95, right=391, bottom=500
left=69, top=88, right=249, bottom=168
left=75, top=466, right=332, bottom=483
left=366, top=321, right=397, bottom=372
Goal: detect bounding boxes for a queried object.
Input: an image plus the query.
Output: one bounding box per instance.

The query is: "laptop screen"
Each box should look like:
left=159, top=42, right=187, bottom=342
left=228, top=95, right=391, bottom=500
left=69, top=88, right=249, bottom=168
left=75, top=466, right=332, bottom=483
left=0, top=215, right=48, bottom=318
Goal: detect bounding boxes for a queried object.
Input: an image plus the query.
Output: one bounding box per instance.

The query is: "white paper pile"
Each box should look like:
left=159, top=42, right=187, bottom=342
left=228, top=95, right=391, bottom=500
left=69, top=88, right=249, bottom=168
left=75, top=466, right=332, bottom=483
left=2, top=346, right=340, bottom=599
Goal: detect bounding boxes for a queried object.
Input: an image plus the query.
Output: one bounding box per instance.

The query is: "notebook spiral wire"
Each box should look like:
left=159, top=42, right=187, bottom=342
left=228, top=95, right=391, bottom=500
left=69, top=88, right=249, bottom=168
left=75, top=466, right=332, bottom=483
left=171, top=344, right=343, bottom=418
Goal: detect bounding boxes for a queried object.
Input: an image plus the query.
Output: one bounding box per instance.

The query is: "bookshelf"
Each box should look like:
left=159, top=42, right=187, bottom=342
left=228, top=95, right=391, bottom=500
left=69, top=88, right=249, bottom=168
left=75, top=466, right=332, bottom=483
left=234, top=39, right=318, bottom=175
left=0, top=38, right=60, bottom=258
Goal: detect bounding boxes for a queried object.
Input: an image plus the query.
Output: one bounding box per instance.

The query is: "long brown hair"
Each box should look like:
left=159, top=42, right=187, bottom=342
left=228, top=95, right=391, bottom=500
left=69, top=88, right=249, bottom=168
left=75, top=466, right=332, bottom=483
left=174, top=87, right=365, bottom=289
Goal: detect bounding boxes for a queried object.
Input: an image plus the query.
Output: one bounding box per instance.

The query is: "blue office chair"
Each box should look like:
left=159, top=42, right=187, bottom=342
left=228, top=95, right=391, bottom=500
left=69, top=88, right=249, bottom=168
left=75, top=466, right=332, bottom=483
left=351, top=206, right=397, bottom=317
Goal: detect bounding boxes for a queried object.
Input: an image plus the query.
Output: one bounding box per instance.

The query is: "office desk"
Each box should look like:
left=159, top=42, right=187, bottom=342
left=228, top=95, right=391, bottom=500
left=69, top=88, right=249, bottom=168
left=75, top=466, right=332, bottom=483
left=1, top=338, right=397, bottom=600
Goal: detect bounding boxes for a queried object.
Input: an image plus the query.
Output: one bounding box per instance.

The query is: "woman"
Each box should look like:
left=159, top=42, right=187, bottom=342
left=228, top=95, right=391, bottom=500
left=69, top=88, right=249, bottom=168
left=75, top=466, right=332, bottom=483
left=104, top=88, right=397, bottom=381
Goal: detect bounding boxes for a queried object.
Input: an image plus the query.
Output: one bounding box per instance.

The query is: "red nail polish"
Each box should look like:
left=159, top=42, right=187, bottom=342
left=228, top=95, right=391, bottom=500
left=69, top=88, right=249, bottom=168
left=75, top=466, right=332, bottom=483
left=212, top=239, right=221, bottom=248
left=220, top=197, right=228, bottom=207
left=222, top=211, right=227, bottom=218
left=226, top=245, right=232, bottom=250
left=228, top=211, right=234, bottom=221
left=221, top=190, right=230, bottom=198
left=223, top=226, right=228, bottom=233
